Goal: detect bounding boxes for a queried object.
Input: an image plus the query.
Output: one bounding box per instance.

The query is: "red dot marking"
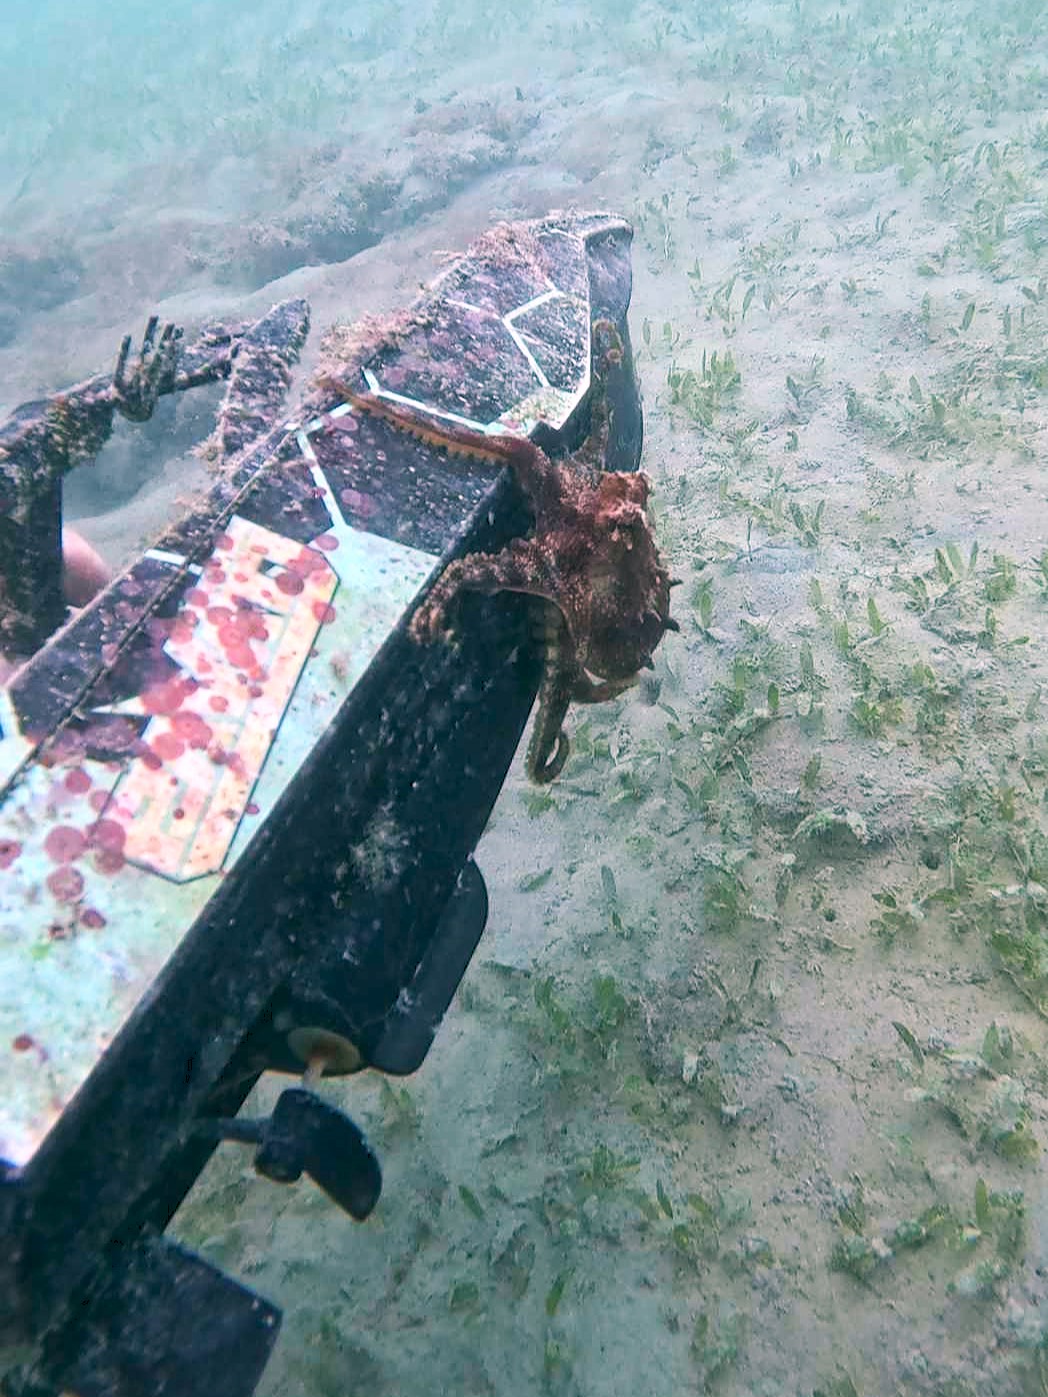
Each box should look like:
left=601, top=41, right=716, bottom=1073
left=0, top=839, right=22, bottom=869
left=208, top=606, right=234, bottom=627
left=275, top=572, right=305, bottom=596
left=246, top=802, right=260, bottom=816
left=209, top=695, right=229, bottom=712
left=186, top=587, right=209, bottom=607
left=217, top=622, right=246, bottom=650
left=227, top=642, right=257, bottom=672
left=89, top=790, right=109, bottom=813
left=81, top=907, right=107, bottom=930
left=88, top=819, right=126, bottom=854
left=94, top=848, right=126, bottom=875
left=171, top=712, right=213, bottom=748
left=315, top=533, right=340, bottom=552
left=152, top=732, right=185, bottom=762
left=142, top=680, right=190, bottom=716
left=64, top=769, right=92, bottom=795
left=173, top=808, right=185, bottom=821
left=300, top=549, right=329, bottom=576
left=44, top=827, right=86, bottom=864
left=12, top=1034, right=34, bottom=1052
left=312, top=601, right=336, bottom=625
left=214, top=533, right=234, bottom=551
left=47, top=866, right=85, bottom=902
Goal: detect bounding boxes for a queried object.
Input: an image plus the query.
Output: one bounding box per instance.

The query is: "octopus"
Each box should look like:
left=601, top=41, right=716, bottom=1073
left=341, top=357, right=679, bottom=783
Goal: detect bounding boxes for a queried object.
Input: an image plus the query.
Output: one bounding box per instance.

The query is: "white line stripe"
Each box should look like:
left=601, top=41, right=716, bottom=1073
left=359, top=368, right=496, bottom=434
left=144, top=548, right=190, bottom=568
left=505, top=287, right=562, bottom=319
left=445, top=298, right=488, bottom=313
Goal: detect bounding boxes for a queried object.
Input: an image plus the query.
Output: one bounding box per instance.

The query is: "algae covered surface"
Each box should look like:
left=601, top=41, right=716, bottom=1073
left=5, top=0, right=1048, bottom=1392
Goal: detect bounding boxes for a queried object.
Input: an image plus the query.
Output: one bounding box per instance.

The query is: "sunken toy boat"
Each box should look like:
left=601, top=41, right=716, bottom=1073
left=0, top=212, right=672, bottom=1396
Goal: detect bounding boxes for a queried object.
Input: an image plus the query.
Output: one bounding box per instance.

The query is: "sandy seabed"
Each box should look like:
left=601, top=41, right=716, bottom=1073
left=4, top=1, right=1048, bottom=1392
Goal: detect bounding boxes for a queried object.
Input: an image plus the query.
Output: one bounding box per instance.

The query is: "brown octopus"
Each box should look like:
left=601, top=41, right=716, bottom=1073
left=343, top=373, right=678, bottom=783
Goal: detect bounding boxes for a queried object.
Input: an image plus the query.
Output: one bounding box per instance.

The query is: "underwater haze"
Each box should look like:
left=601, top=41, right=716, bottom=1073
left=4, top=0, right=1048, bottom=1392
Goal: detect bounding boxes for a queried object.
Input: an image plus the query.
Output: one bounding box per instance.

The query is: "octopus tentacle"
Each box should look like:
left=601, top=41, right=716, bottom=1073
left=341, top=388, right=568, bottom=518
left=571, top=671, right=636, bottom=704
left=409, top=539, right=562, bottom=642
left=525, top=605, right=574, bottom=783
